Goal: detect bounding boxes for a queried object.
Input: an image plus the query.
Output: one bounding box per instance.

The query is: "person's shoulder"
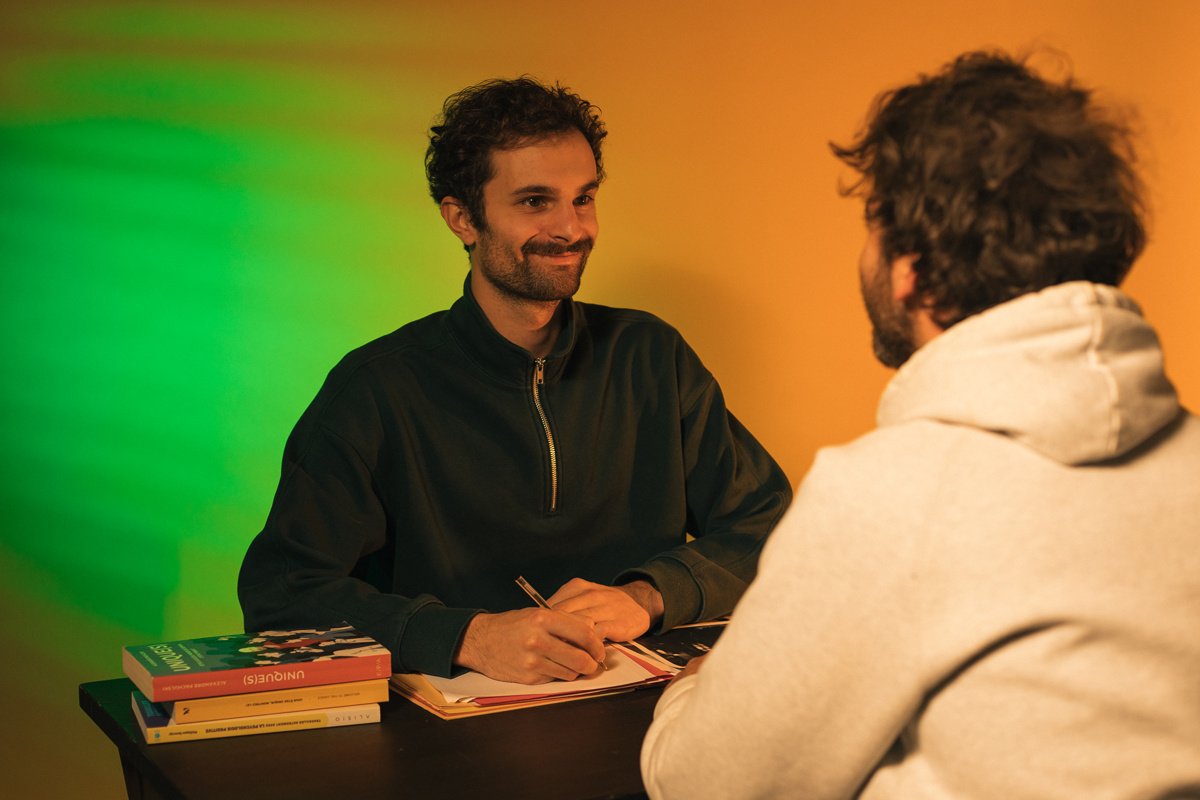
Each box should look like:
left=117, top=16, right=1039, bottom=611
left=578, top=299, right=676, bottom=331
left=331, top=309, right=451, bottom=376
left=308, top=310, right=452, bottom=411
left=803, top=420, right=970, bottom=503
left=579, top=301, right=711, bottom=374
left=578, top=300, right=681, bottom=335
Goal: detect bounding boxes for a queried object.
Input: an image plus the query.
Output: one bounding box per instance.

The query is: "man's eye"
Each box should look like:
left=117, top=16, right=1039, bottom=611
left=521, top=197, right=547, bottom=208
left=575, top=195, right=594, bottom=206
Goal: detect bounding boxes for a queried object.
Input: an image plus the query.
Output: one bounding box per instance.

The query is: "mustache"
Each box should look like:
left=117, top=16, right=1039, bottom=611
left=522, top=238, right=594, bottom=257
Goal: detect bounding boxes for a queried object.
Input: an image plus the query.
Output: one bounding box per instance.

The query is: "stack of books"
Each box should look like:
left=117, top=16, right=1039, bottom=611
left=122, top=626, right=391, bottom=744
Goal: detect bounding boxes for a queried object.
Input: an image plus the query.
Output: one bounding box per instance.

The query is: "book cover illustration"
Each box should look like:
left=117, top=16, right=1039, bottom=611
left=123, top=626, right=391, bottom=702
left=130, top=627, right=386, bottom=672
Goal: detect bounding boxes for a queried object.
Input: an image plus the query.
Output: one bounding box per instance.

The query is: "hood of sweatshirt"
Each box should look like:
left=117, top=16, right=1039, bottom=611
left=877, top=281, right=1180, bottom=465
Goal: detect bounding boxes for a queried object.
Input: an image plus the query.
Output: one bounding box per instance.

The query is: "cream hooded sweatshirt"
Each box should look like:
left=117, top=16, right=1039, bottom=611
left=642, top=282, right=1200, bottom=799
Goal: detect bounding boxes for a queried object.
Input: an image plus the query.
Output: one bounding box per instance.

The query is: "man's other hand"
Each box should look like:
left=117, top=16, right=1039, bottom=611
left=453, top=608, right=606, bottom=684
left=547, top=578, right=665, bottom=642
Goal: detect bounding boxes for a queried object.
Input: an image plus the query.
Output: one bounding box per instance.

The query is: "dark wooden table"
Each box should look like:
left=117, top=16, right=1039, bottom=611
left=80, top=678, right=662, bottom=799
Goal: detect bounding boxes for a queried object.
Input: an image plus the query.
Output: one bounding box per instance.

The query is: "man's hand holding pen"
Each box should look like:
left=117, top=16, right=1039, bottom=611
left=454, top=607, right=607, bottom=684
left=452, top=576, right=666, bottom=685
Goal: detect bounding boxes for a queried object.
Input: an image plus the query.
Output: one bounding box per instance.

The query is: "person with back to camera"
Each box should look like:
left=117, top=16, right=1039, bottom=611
left=641, top=50, right=1200, bottom=799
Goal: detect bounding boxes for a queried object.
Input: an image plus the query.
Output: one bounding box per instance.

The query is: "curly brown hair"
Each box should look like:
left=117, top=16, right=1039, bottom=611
left=426, top=77, right=607, bottom=233
left=832, top=51, right=1145, bottom=326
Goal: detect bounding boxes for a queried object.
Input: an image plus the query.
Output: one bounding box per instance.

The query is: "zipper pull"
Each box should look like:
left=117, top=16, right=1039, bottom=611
left=534, top=358, right=545, bottom=385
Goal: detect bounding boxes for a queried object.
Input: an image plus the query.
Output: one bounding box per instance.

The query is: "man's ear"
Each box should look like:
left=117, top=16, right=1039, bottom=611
left=892, top=253, right=951, bottom=341
left=440, top=198, right=478, bottom=248
left=889, top=253, right=922, bottom=306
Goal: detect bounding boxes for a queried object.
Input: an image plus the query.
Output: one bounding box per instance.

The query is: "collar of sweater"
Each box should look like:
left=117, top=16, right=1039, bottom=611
left=444, top=272, right=581, bottom=388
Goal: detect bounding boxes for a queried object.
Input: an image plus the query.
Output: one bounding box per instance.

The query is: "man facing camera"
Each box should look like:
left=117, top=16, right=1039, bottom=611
left=642, top=52, right=1200, bottom=798
left=238, top=77, right=791, bottom=684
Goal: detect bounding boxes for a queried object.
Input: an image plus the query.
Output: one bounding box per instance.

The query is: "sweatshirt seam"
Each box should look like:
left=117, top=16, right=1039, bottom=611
left=281, top=342, right=423, bottom=489
left=680, top=373, right=716, bottom=419
left=1084, top=288, right=1122, bottom=455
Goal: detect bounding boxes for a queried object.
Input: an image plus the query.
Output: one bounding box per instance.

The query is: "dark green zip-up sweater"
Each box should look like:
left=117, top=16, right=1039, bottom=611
left=238, top=277, right=792, bottom=676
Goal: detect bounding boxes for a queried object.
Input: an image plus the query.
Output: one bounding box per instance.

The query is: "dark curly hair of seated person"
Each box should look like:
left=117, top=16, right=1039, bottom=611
left=425, top=76, right=607, bottom=239
left=832, top=50, right=1146, bottom=327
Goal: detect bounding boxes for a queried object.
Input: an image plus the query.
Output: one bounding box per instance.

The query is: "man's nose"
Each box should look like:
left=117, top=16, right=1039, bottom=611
left=547, top=203, right=583, bottom=242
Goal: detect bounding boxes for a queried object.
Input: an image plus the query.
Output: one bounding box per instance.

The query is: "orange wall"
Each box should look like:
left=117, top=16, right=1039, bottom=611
left=564, top=2, right=1200, bottom=481
left=344, top=1, right=1200, bottom=482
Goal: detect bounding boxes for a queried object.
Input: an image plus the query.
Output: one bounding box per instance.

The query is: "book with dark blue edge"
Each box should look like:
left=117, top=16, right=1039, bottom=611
left=122, top=626, right=391, bottom=703
left=133, top=691, right=171, bottom=727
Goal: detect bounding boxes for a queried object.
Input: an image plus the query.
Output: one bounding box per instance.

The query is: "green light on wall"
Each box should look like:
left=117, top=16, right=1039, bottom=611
left=1, top=14, right=456, bottom=648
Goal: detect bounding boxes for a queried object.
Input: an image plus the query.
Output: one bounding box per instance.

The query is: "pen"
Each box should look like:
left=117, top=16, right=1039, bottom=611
left=515, top=575, right=551, bottom=609
left=515, top=576, right=610, bottom=671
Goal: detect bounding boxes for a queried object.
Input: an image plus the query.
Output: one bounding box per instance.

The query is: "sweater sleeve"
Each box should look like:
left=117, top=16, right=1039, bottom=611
left=617, top=340, right=792, bottom=630
left=237, top=369, right=481, bottom=677
left=640, top=447, right=927, bottom=799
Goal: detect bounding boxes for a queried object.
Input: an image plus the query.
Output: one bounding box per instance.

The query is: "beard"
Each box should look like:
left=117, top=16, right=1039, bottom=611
left=860, top=256, right=916, bottom=369
left=475, top=234, right=593, bottom=303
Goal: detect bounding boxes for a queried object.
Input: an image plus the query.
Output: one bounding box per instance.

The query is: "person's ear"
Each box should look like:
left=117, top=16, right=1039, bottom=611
left=889, top=253, right=921, bottom=305
left=893, top=253, right=953, bottom=341
left=440, top=198, right=478, bottom=248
